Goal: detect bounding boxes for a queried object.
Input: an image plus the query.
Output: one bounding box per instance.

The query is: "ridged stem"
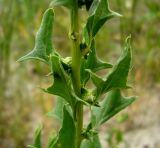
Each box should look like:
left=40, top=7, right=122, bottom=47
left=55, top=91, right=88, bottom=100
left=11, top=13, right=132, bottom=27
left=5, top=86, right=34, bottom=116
left=70, top=1, right=83, bottom=148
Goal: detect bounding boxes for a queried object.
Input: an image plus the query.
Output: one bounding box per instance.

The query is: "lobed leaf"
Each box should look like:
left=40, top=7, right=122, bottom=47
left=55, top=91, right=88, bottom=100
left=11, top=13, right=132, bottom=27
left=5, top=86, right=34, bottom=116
left=102, top=37, right=132, bottom=93
left=45, top=55, right=77, bottom=108
left=92, top=89, right=136, bottom=126
left=86, top=40, right=112, bottom=72
left=18, top=8, right=54, bottom=64
left=53, top=106, right=76, bottom=148
left=84, top=0, right=121, bottom=46
left=88, top=37, right=132, bottom=98
left=81, top=40, right=112, bottom=86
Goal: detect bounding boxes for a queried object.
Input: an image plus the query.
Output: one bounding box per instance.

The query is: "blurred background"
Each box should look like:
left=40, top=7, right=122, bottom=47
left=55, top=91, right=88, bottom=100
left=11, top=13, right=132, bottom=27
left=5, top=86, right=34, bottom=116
left=0, top=0, right=160, bottom=148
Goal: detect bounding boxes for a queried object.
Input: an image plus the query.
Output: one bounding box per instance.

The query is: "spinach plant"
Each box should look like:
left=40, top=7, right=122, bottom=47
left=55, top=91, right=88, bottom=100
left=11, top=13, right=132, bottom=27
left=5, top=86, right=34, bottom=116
left=18, top=0, right=136, bottom=147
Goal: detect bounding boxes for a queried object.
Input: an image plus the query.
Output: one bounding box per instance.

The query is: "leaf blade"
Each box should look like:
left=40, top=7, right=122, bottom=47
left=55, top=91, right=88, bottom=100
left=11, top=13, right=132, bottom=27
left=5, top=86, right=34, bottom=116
left=53, top=106, right=76, bottom=148
left=45, top=55, right=76, bottom=107
left=18, top=8, right=54, bottom=64
left=92, top=89, right=136, bottom=126
left=84, top=0, right=121, bottom=46
left=102, top=37, right=132, bottom=93
left=89, top=37, right=132, bottom=98
left=81, top=40, right=112, bottom=86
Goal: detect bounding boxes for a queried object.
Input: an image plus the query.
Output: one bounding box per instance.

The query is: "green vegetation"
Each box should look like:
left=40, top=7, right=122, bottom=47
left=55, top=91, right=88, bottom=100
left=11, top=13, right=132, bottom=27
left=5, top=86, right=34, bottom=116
left=0, top=0, right=160, bottom=147
left=18, top=0, right=135, bottom=147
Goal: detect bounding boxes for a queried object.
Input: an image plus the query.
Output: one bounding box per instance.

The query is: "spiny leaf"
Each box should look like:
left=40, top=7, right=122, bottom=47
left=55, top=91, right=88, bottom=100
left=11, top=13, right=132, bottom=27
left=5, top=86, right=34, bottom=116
left=102, top=37, right=132, bottom=94
left=45, top=55, right=77, bottom=108
left=18, top=8, right=54, bottom=64
left=81, top=134, right=102, bottom=148
left=86, top=40, right=112, bottom=72
left=92, top=89, right=136, bottom=126
left=28, top=124, right=42, bottom=148
left=53, top=106, right=76, bottom=148
left=51, top=0, right=74, bottom=9
left=84, top=0, right=121, bottom=46
left=89, top=37, right=132, bottom=98
left=81, top=40, right=112, bottom=86
left=44, top=55, right=88, bottom=108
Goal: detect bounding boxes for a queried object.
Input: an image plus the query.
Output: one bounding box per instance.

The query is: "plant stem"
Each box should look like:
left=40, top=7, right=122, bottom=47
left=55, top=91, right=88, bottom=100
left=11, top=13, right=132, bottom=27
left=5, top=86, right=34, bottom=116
left=70, top=1, right=83, bottom=148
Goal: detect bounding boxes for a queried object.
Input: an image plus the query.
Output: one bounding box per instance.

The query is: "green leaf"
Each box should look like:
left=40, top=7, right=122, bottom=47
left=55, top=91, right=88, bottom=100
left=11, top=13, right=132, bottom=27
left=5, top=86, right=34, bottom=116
left=86, top=69, right=105, bottom=98
left=18, top=8, right=54, bottom=64
left=81, top=40, right=112, bottom=86
left=44, top=55, right=89, bottom=107
left=51, top=0, right=73, bottom=9
left=86, top=40, right=112, bottom=72
left=102, top=37, right=132, bottom=93
left=92, top=89, right=136, bottom=126
left=45, top=55, right=77, bottom=108
left=81, top=134, right=102, bottom=148
left=46, top=97, right=67, bottom=123
left=84, top=0, right=121, bottom=46
left=89, top=37, right=132, bottom=98
left=28, top=124, right=42, bottom=148
left=53, top=106, right=76, bottom=148
left=47, top=133, right=58, bottom=148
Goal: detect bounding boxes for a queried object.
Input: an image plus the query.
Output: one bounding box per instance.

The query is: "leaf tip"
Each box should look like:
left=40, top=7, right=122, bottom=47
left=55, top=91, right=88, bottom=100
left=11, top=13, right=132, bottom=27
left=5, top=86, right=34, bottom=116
left=111, top=11, right=122, bottom=17
left=17, top=55, right=28, bottom=63
left=45, top=8, right=54, bottom=16
left=125, top=35, right=132, bottom=44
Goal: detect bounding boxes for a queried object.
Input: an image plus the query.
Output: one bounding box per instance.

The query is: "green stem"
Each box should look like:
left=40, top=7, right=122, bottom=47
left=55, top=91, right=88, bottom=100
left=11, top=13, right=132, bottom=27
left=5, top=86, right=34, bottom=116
left=70, top=1, right=83, bottom=148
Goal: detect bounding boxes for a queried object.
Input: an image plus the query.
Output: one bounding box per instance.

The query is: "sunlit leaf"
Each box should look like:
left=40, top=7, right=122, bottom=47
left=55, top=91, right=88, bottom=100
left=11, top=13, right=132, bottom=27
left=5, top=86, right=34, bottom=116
left=81, top=40, right=112, bottom=86
left=53, top=106, right=76, bottom=148
left=88, top=37, right=132, bottom=98
left=84, top=0, right=121, bottom=46
left=92, top=89, right=136, bottom=126
left=18, top=8, right=54, bottom=64
left=102, top=37, right=132, bottom=93
left=45, top=55, right=77, bottom=108
left=86, top=40, right=112, bottom=72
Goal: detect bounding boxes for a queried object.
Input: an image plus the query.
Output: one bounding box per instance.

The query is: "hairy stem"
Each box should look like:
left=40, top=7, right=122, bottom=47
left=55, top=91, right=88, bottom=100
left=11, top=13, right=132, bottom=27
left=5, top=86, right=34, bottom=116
left=70, top=1, right=83, bottom=148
